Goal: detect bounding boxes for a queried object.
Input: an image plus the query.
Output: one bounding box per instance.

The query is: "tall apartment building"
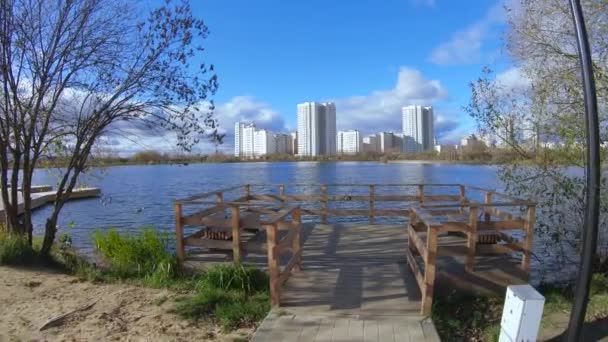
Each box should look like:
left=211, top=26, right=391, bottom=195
left=234, top=122, right=256, bottom=158
left=235, top=122, right=284, bottom=158
left=297, top=102, right=337, bottom=157
left=402, top=105, right=434, bottom=153
left=274, top=133, right=293, bottom=154
left=253, top=129, right=275, bottom=157
left=336, top=130, right=361, bottom=155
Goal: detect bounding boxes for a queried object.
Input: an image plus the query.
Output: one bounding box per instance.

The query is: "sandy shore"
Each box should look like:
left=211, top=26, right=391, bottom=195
left=0, top=267, right=254, bottom=341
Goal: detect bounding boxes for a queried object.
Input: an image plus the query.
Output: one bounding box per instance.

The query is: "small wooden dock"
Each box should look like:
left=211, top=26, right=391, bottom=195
left=0, top=186, right=101, bottom=217
left=174, top=183, right=536, bottom=341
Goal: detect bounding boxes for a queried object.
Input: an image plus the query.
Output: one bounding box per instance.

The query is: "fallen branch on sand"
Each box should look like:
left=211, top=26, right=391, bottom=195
left=39, top=301, right=97, bottom=331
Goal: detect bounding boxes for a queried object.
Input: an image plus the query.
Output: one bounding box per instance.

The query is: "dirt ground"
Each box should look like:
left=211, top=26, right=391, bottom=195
left=0, top=267, right=254, bottom=341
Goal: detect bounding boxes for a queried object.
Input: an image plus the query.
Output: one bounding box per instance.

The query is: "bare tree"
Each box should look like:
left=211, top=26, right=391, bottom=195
left=0, top=0, right=220, bottom=256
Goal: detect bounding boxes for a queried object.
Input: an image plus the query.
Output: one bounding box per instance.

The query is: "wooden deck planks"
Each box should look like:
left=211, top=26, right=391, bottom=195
left=251, top=223, right=439, bottom=342
left=253, top=315, right=434, bottom=342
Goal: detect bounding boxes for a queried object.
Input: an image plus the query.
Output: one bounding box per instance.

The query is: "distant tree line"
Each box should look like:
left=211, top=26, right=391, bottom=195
left=56, top=144, right=597, bottom=167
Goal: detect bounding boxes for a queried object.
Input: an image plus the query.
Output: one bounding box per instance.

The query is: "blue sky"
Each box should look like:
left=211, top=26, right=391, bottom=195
left=128, top=0, right=520, bottom=153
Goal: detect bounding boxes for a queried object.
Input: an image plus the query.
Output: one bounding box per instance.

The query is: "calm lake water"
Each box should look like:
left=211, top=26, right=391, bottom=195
left=30, top=162, right=501, bottom=254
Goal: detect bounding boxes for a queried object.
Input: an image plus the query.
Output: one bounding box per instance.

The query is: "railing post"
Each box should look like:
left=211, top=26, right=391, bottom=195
left=266, top=223, right=280, bottom=306
left=418, top=184, right=425, bottom=204
left=245, top=184, right=251, bottom=199
left=173, top=202, right=185, bottom=265
left=408, top=210, right=417, bottom=251
left=421, top=225, right=437, bottom=316
left=321, top=185, right=328, bottom=224
left=292, top=207, right=302, bottom=272
left=231, top=205, right=241, bottom=264
left=484, top=192, right=493, bottom=223
left=466, top=205, right=478, bottom=272
left=522, top=205, right=536, bottom=274
left=459, top=185, right=466, bottom=213
left=369, top=185, right=375, bottom=224
left=279, top=184, right=286, bottom=208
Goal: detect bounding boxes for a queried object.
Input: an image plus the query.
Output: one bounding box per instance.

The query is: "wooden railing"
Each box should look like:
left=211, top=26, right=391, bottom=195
left=406, top=188, right=536, bottom=315
left=174, top=183, right=535, bottom=311
left=246, top=183, right=466, bottom=223
left=261, top=205, right=302, bottom=306
left=174, top=186, right=251, bottom=263
left=174, top=188, right=303, bottom=307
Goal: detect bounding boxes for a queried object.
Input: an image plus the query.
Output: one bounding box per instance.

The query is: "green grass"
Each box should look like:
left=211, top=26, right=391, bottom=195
left=433, top=274, right=608, bottom=341
left=172, top=265, right=270, bottom=331
left=196, top=264, right=268, bottom=293
left=0, top=230, right=38, bottom=266
left=540, top=273, right=608, bottom=320
left=432, top=292, right=503, bottom=342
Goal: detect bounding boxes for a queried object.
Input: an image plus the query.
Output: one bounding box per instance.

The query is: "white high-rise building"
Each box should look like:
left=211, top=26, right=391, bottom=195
left=253, top=130, right=275, bottom=157
left=235, top=122, right=282, bottom=158
left=234, top=122, right=256, bottom=158
left=336, top=130, right=361, bottom=155
left=402, top=105, right=434, bottom=152
left=297, top=102, right=337, bottom=157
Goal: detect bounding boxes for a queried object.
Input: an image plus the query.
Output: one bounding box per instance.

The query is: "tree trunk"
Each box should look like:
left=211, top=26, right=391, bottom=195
left=4, top=152, right=26, bottom=235
left=21, top=153, right=36, bottom=245
left=40, top=164, right=83, bottom=256
left=41, top=215, right=58, bottom=256
left=21, top=171, right=33, bottom=245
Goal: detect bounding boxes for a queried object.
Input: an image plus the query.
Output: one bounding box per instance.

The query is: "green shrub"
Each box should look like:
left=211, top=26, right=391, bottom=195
left=92, top=228, right=177, bottom=281
left=0, top=230, right=37, bottom=265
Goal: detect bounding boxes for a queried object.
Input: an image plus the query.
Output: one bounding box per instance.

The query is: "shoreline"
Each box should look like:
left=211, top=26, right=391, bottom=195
left=36, top=158, right=498, bottom=169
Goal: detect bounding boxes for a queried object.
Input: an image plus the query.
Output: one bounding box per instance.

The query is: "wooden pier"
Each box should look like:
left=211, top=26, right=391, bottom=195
left=174, top=183, right=536, bottom=341
left=0, top=186, right=101, bottom=218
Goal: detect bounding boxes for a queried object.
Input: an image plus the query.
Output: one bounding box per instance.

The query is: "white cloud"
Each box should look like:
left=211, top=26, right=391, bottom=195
left=495, top=66, right=530, bottom=92
left=332, top=67, right=449, bottom=135
left=429, top=3, right=505, bottom=65
left=104, top=96, right=287, bottom=155
left=214, top=96, right=287, bottom=134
